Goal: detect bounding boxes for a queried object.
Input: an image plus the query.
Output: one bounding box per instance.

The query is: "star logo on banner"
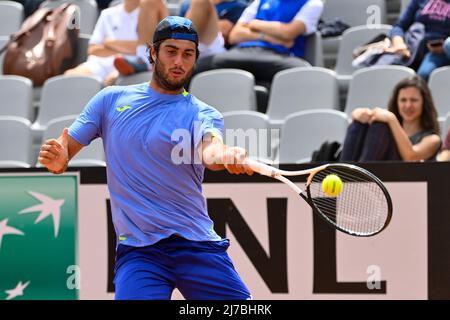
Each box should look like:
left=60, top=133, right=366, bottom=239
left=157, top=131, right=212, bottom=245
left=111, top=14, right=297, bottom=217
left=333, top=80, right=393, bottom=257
left=19, top=191, right=65, bottom=238
left=5, top=281, right=30, bottom=300
left=0, top=219, right=24, bottom=249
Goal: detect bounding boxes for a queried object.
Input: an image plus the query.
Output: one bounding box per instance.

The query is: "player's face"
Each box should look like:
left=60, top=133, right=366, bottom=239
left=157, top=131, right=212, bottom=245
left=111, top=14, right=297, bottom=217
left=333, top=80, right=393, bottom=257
left=153, top=39, right=197, bottom=91
left=397, top=86, right=423, bottom=123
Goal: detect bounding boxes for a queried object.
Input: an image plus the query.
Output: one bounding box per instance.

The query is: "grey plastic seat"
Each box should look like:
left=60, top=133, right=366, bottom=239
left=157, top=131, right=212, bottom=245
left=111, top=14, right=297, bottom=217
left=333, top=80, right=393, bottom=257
left=189, top=69, right=257, bottom=112
left=443, top=112, right=450, bottom=142
left=335, top=24, right=393, bottom=89
left=278, top=109, right=350, bottom=164
left=0, top=36, right=8, bottom=74
left=304, top=32, right=324, bottom=67
left=32, top=75, right=102, bottom=140
left=266, top=67, right=340, bottom=124
left=0, top=116, right=32, bottom=168
left=73, top=33, right=91, bottom=66
left=40, top=0, right=98, bottom=35
left=0, top=75, right=33, bottom=120
left=38, top=115, right=105, bottom=167
left=429, top=67, right=450, bottom=117
left=345, top=65, right=415, bottom=115
left=223, top=111, right=273, bottom=162
left=321, top=0, right=388, bottom=64
left=0, top=1, right=24, bottom=36
left=115, top=72, right=152, bottom=86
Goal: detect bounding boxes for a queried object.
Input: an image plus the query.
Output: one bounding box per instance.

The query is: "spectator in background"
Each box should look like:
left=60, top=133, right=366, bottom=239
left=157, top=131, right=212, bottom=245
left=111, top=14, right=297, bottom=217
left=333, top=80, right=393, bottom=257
left=179, top=0, right=249, bottom=47
left=114, top=0, right=168, bottom=76
left=208, top=0, right=323, bottom=88
left=437, top=129, right=450, bottom=161
left=64, top=0, right=140, bottom=86
left=389, top=0, right=450, bottom=81
left=114, top=0, right=242, bottom=76
left=340, top=76, right=441, bottom=162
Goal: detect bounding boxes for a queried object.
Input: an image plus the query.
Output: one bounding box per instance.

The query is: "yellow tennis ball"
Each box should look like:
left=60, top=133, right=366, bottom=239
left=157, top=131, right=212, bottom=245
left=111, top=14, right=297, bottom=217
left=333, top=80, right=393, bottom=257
left=322, top=174, right=343, bottom=197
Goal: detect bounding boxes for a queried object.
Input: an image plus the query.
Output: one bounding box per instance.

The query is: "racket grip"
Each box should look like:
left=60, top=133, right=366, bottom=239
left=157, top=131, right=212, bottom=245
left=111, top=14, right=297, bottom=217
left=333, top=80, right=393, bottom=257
left=244, top=158, right=278, bottom=177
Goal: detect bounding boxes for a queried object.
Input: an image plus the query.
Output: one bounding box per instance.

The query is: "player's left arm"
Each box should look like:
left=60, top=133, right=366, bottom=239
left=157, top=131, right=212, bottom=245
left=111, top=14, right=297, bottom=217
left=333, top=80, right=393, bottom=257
left=201, top=134, right=253, bottom=175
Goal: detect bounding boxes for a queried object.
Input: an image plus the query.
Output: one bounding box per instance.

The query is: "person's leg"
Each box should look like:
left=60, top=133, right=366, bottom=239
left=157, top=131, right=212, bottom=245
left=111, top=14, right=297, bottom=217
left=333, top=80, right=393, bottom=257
left=115, top=0, right=168, bottom=75
left=171, top=238, right=252, bottom=300
left=358, top=122, right=401, bottom=161
left=340, top=121, right=369, bottom=161
left=64, top=64, right=94, bottom=77
left=185, top=0, right=219, bottom=46
left=417, top=51, right=450, bottom=81
left=114, top=244, right=175, bottom=300
left=213, top=47, right=308, bottom=83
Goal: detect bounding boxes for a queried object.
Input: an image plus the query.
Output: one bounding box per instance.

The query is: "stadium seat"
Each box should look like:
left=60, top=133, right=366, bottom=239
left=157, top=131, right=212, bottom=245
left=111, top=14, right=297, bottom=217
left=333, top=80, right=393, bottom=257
left=189, top=69, right=257, bottom=112
left=115, top=72, right=153, bottom=86
left=278, top=109, right=350, bottom=164
left=31, top=75, right=102, bottom=141
left=334, top=24, right=393, bottom=90
left=40, top=0, right=99, bottom=35
left=321, top=0, right=388, bottom=65
left=304, top=32, right=324, bottom=67
left=0, top=36, right=8, bottom=74
left=345, top=65, right=415, bottom=115
left=266, top=67, right=340, bottom=124
left=0, top=1, right=24, bottom=36
left=38, top=115, right=106, bottom=167
left=0, top=116, right=32, bottom=168
left=223, top=111, right=273, bottom=162
left=0, top=75, right=33, bottom=121
left=73, top=33, right=91, bottom=66
left=444, top=112, right=450, bottom=142
left=429, top=67, right=450, bottom=117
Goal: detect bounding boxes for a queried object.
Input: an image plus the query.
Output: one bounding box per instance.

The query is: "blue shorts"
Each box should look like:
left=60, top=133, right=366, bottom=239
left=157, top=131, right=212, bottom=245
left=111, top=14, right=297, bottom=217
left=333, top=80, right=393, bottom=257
left=114, top=235, right=252, bottom=300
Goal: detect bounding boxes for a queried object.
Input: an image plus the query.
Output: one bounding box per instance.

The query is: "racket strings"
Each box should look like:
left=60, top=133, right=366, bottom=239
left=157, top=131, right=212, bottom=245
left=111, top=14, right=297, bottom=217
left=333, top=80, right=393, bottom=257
left=308, top=166, right=389, bottom=236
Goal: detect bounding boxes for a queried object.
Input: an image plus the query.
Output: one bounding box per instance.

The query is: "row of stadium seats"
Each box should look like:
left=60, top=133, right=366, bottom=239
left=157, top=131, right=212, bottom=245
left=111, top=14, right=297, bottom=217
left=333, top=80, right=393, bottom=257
left=1, top=108, right=449, bottom=167
left=0, top=0, right=184, bottom=36
left=187, top=66, right=450, bottom=118
left=0, top=64, right=449, bottom=141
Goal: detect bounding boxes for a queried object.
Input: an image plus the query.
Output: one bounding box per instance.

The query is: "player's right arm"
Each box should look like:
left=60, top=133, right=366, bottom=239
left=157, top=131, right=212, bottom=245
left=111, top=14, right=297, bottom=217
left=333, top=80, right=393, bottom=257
left=38, top=128, right=84, bottom=174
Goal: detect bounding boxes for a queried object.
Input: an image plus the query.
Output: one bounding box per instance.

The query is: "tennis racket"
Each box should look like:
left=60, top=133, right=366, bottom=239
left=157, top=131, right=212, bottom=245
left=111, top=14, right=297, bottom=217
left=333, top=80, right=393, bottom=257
left=245, top=159, right=392, bottom=237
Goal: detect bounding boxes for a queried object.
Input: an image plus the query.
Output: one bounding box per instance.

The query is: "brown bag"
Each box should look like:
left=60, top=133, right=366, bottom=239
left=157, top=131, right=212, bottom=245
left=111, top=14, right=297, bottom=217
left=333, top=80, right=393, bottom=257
left=0, top=3, right=80, bottom=86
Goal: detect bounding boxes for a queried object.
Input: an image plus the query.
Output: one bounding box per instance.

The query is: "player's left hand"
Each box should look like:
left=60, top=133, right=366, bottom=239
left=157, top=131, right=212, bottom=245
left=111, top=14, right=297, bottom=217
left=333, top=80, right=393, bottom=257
left=222, top=147, right=254, bottom=175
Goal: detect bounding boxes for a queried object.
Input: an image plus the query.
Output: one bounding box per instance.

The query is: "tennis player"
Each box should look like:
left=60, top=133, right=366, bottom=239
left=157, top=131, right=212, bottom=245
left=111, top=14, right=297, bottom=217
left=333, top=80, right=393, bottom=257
left=38, top=16, right=253, bottom=300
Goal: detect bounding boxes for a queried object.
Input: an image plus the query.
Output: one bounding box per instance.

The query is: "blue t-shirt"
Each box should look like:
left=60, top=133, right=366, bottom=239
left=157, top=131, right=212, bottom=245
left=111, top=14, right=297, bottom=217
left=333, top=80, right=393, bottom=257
left=179, top=0, right=249, bottom=24
left=238, top=0, right=309, bottom=57
left=69, top=83, right=224, bottom=247
left=391, top=0, right=450, bottom=41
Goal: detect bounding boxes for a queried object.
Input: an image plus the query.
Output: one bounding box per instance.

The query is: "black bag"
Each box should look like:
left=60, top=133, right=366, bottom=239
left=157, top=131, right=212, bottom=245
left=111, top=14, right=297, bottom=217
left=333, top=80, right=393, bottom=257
left=318, top=18, right=351, bottom=38
left=311, top=141, right=342, bottom=162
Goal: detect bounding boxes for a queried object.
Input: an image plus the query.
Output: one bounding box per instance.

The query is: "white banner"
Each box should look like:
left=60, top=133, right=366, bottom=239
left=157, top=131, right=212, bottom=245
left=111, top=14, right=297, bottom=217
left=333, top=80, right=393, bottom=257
left=77, top=182, right=427, bottom=300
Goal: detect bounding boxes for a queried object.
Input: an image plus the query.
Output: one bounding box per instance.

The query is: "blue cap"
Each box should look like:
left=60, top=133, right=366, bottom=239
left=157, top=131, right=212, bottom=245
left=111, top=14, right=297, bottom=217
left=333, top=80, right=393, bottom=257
left=153, top=16, right=199, bottom=45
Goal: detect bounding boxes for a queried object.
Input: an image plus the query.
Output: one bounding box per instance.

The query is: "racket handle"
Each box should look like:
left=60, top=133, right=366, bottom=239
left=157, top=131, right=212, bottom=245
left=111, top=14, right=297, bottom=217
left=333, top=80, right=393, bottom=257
left=244, top=158, right=278, bottom=177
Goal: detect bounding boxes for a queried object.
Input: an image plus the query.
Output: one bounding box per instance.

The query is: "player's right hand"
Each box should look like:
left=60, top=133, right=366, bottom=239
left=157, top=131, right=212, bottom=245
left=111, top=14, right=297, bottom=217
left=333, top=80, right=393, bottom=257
left=38, top=128, right=70, bottom=172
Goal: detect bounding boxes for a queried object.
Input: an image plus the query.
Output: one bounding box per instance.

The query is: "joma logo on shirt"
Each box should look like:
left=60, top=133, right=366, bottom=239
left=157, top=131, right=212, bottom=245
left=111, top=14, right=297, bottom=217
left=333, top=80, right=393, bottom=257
left=116, top=105, right=132, bottom=112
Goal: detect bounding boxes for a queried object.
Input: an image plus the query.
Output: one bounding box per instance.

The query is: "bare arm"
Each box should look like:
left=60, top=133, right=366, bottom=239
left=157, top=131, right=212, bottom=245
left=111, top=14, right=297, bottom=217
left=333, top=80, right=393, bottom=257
left=103, top=39, right=139, bottom=55
left=437, top=150, right=450, bottom=161
left=370, top=108, right=441, bottom=161
left=87, top=44, right=119, bottom=57
left=38, top=128, right=84, bottom=174
left=228, top=22, right=294, bottom=47
left=200, top=135, right=253, bottom=175
left=247, top=19, right=306, bottom=41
